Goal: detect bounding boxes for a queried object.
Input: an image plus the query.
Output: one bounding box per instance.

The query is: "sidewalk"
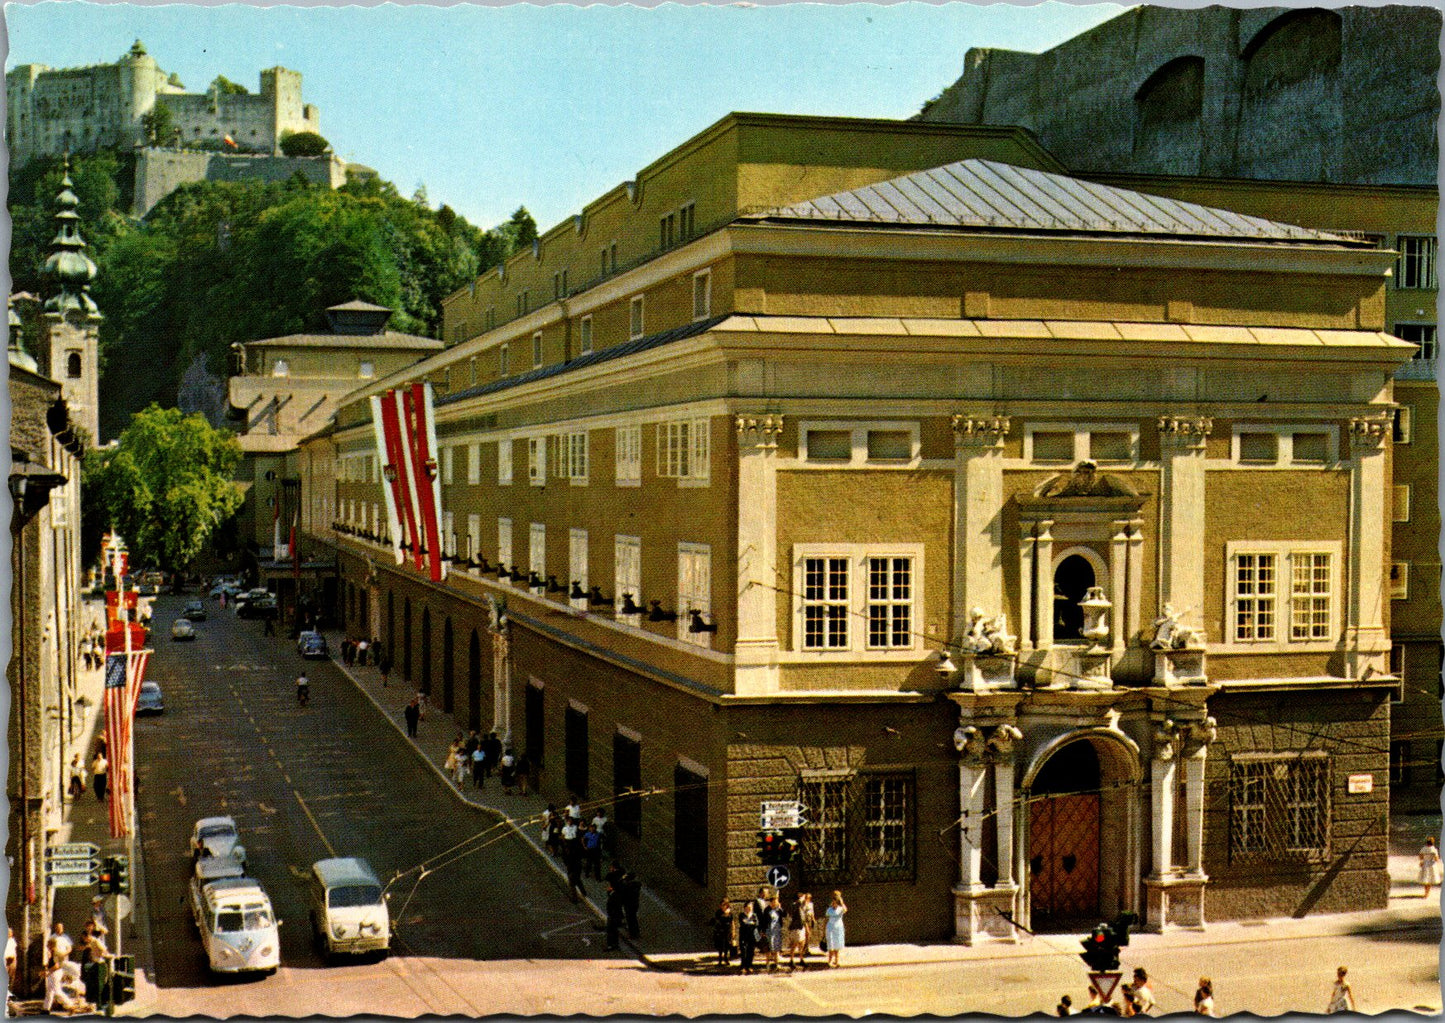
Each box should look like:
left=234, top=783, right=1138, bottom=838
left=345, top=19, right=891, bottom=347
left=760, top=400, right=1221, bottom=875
left=321, top=625, right=1441, bottom=973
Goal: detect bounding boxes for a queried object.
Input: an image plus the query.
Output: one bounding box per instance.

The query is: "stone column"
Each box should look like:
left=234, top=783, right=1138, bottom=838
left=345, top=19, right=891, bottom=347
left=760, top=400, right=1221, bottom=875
left=1018, top=532, right=1035, bottom=650
left=1126, top=521, right=1145, bottom=644
left=1157, top=417, right=1211, bottom=619
left=1033, top=520, right=1054, bottom=651
left=734, top=415, right=783, bottom=695
left=1182, top=717, right=1216, bottom=876
left=1110, top=521, right=1130, bottom=655
left=1347, top=415, right=1391, bottom=677
left=955, top=727, right=988, bottom=891
left=989, top=724, right=1023, bottom=888
left=1149, top=722, right=1179, bottom=878
left=951, top=416, right=1010, bottom=640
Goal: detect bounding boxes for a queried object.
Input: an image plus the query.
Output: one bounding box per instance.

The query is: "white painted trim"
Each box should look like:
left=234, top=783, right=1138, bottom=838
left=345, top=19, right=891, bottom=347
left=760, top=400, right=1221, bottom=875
left=798, top=419, right=921, bottom=467
left=1230, top=423, right=1341, bottom=466
left=790, top=543, right=925, bottom=654
left=1222, top=540, right=1343, bottom=652
left=1023, top=421, right=1139, bottom=465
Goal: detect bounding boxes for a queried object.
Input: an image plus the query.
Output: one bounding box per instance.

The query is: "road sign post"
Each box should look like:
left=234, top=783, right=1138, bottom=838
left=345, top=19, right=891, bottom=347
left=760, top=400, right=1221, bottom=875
left=1088, top=972, right=1123, bottom=1003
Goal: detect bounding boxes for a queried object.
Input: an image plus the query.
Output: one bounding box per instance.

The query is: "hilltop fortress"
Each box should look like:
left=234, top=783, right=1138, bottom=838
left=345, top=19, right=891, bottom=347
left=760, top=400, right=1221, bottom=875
left=6, top=39, right=321, bottom=166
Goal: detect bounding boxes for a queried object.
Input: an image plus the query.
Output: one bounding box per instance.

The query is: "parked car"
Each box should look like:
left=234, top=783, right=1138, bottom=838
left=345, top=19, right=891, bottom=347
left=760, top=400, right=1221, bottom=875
left=191, top=816, right=247, bottom=868
left=171, top=618, right=196, bottom=641
left=297, top=631, right=329, bottom=659
left=136, top=681, right=164, bottom=715
left=182, top=600, right=207, bottom=622
left=189, top=875, right=280, bottom=975
left=309, top=857, right=389, bottom=959
left=238, top=596, right=278, bottom=620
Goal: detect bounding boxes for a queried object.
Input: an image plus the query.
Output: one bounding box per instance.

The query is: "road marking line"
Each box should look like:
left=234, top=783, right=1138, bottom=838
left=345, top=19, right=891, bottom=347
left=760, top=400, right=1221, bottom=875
left=784, top=976, right=830, bottom=1009
left=292, top=789, right=336, bottom=858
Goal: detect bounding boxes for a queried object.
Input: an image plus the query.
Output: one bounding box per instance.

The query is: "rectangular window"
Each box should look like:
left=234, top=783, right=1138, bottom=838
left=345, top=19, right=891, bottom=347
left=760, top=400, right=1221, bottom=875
left=1391, top=740, right=1411, bottom=787
left=1291, top=432, right=1329, bottom=464
left=529, top=523, right=546, bottom=586
left=802, top=557, right=850, bottom=649
left=564, top=705, right=588, bottom=799
left=498, top=518, right=513, bottom=575
left=1289, top=552, right=1331, bottom=640
left=553, top=270, right=568, bottom=301
left=442, top=445, right=455, bottom=485
left=1393, top=484, right=1411, bottom=523
left=629, top=296, right=645, bottom=340
left=467, top=514, right=481, bottom=573
left=1397, top=235, right=1437, bottom=289
left=1031, top=431, right=1074, bottom=462
left=1395, top=323, right=1438, bottom=361
left=532, top=332, right=544, bottom=369
left=498, top=439, right=512, bottom=485
left=867, top=429, right=913, bottom=462
left=678, top=542, right=712, bottom=646
left=866, top=557, right=914, bottom=649
left=798, top=776, right=849, bottom=880
left=1234, top=552, right=1277, bottom=641
left=680, top=201, right=696, bottom=239
left=1088, top=432, right=1132, bottom=463
left=563, top=431, right=589, bottom=483
left=659, top=212, right=675, bottom=249
left=692, top=270, right=711, bottom=320
left=499, top=343, right=510, bottom=377
left=524, top=682, right=543, bottom=770
left=674, top=763, right=708, bottom=885
left=579, top=315, right=593, bottom=355
left=1228, top=755, right=1329, bottom=860
left=569, top=528, right=589, bottom=598
left=807, top=429, right=853, bottom=461
left=1238, top=432, right=1278, bottom=463
left=613, top=733, right=642, bottom=838
left=358, top=360, right=374, bottom=379
left=615, top=425, right=642, bottom=485
left=863, top=773, right=914, bottom=877
left=615, top=535, right=642, bottom=625
left=528, top=436, right=546, bottom=485
left=656, top=419, right=709, bottom=481
left=1391, top=562, right=1410, bottom=600
left=1394, top=406, right=1413, bottom=444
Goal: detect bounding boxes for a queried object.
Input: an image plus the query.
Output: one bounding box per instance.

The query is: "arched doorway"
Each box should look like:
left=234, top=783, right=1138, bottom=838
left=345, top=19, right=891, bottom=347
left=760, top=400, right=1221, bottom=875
left=468, top=629, right=482, bottom=732
left=420, top=607, right=431, bottom=695
left=1023, top=732, right=1139, bottom=931
left=442, top=617, right=455, bottom=713
left=1052, top=553, right=1096, bottom=641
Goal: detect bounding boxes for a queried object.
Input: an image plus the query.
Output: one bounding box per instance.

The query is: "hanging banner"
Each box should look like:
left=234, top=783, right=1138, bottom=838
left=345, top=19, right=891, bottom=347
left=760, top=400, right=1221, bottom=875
left=104, top=590, right=138, bottom=626
left=393, top=388, right=426, bottom=572
left=369, top=395, right=405, bottom=565
left=380, top=389, right=423, bottom=571
left=103, top=621, right=151, bottom=840
left=408, top=381, right=446, bottom=583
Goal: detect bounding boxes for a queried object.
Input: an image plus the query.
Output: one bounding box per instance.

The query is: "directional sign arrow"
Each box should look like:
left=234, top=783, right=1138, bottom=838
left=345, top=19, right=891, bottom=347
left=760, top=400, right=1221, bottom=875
left=46, top=871, right=100, bottom=889
left=46, top=856, right=99, bottom=870
left=46, top=842, right=100, bottom=859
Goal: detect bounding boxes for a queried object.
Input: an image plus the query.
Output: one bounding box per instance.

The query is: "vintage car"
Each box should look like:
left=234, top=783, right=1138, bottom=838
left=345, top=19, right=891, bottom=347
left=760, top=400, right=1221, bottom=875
left=296, top=631, right=329, bottom=660
left=182, top=600, right=207, bottom=622
left=189, top=875, right=280, bottom=975
left=136, top=681, right=164, bottom=716
left=171, top=618, right=196, bottom=641
left=190, top=816, right=246, bottom=869
left=309, top=857, right=390, bottom=958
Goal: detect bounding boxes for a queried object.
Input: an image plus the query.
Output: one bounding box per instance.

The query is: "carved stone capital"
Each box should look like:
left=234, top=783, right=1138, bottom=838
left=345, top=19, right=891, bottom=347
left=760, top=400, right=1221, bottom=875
left=954, top=725, right=988, bottom=767
left=985, top=723, right=1023, bottom=762
left=1153, top=719, right=1183, bottom=761
left=1180, top=716, right=1217, bottom=758
left=1348, top=414, right=1391, bottom=450
left=735, top=414, right=784, bottom=450
left=952, top=415, right=1010, bottom=447
left=1158, top=415, right=1213, bottom=449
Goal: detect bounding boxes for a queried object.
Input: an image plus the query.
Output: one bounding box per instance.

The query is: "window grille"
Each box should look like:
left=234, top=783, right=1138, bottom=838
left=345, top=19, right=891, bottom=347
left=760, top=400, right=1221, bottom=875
left=798, top=776, right=850, bottom=880
left=862, top=773, right=913, bottom=877
left=1228, top=755, right=1329, bottom=861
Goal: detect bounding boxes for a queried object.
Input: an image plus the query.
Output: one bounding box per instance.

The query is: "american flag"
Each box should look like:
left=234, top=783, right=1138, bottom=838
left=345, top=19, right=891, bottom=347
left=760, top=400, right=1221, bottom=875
left=103, top=623, right=151, bottom=839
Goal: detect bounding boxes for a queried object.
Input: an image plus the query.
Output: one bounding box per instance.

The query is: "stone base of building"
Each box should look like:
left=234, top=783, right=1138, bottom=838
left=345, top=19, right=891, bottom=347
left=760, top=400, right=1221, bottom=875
left=952, top=883, right=1021, bottom=945
left=1142, top=873, right=1208, bottom=932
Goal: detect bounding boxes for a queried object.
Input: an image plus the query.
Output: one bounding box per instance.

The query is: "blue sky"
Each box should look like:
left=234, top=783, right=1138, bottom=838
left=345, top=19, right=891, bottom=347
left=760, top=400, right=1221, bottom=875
left=5, top=2, right=1128, bottom=231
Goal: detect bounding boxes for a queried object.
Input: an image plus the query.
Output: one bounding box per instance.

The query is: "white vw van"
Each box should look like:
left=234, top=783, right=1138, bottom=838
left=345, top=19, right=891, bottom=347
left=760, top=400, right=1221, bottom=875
left=189, top=875, right=281, bottom=975
left=309, top=857, right=390, bottom=958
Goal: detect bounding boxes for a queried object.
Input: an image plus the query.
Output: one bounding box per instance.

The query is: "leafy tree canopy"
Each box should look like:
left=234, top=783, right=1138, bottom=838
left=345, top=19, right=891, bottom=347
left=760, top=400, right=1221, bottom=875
left=84, top=404, right=245, bottom=572
left=280, top=130, right=331, bottom=157
left=212, top=75, right=249, bottom=95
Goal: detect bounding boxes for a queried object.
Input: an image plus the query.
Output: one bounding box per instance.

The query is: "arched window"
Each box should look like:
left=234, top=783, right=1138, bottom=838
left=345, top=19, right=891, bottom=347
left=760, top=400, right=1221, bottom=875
left=1053, top=554, right=1097, bottom=641
left=66, top=351, right=82, bottom=378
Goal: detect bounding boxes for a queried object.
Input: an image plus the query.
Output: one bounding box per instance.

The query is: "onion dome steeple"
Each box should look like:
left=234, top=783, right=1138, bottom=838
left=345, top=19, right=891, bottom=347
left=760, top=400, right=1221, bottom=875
left=42, top=159, right=100, bottom=318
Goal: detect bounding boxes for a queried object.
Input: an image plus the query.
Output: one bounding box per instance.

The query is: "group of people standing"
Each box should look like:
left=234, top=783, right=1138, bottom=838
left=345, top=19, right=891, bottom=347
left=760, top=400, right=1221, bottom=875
left=444, top=730, right=531, bottom=794
left=67, top=735, right=109, bottom=803
left=37, top=904, right=114, bottom=1014
left=339, top=636, right=392, bottom=683
left=79, top=627, right=107, bottom=671
left=710, top=888, right=846, bottom=973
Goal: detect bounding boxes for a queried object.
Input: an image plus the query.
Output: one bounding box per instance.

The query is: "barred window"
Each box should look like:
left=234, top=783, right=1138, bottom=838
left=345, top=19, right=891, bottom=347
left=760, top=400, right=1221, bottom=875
left=1289, top=553, right=1331, bottom=640
left=802, top=557, right=849, bottom=649
left=1234, top=553, right=1276, bottom=641
left=867, top=557, right=913, bottom=649
left=1397, top=235, right=1437, bottom=290
left=1228, top=755, right=1329, bottom=860
left=863, top=773, right=913, bottom=876
left=798, top=777, right=849, bottom=878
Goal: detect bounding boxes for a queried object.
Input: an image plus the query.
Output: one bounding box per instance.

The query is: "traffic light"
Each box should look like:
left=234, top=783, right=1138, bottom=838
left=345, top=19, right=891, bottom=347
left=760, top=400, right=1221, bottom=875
left=1079, top=922, right=1120, bottom=972
left=113, top=854, right=131, bottom=895
left=778, top=826, right=804, bottom=863
left=96, top=856, right=116, bottom=895
left=757, top=830, right=782, bottom=863
left=111, top=954, right=136, bottom=1005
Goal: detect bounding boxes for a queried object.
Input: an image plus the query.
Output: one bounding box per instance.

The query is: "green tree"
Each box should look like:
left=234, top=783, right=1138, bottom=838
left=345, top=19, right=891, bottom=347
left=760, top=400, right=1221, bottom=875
left=141, top=100, right=176, bottom=146
left=501, top=206, right=538, bottom=253
left=279, top=130, right=331, bottom=157
left=212, top=75, right=249, bottom=95
left=85, top=405, right=244, bottom=572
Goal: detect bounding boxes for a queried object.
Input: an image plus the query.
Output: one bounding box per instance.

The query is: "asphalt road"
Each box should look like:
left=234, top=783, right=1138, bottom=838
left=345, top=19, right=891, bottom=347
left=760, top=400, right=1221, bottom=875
left=134, top=594, right=622, bottom=1010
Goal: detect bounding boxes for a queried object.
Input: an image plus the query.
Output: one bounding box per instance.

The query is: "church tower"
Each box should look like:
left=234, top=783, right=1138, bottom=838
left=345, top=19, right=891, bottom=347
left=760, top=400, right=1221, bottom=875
left=41, top=160, right=101, bottom=444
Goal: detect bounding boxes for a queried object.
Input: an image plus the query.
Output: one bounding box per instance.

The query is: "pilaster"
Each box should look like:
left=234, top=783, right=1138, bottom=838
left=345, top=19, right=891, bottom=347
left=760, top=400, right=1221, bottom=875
left=951, top=415, right=1010, bottom=640
left=1157, top=416, right=1211, bottom=618
left=1346, top=414, right=1391, bottom=676
left=734, top=415, right=783, bottom=695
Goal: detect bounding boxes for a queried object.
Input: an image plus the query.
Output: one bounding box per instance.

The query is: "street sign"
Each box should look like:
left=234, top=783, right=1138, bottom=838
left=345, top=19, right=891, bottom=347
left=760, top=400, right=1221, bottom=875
left=767, top=865, right=792, bottom=890
left=113, top=894, right=133, bottom=920
left=46, top=869, right=99, bottom=889
left=1088, top=972, right=1123, bottom=1003
left=46, top=842, right=100, bottom=859
left=761, top=800, right=807, bottom=829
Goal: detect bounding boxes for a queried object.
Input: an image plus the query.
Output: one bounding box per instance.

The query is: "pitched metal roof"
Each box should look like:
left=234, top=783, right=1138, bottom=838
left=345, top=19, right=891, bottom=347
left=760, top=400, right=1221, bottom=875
left=245, top=330, right=443, bottom=350
left=757, top=159, right=1353, bottom=243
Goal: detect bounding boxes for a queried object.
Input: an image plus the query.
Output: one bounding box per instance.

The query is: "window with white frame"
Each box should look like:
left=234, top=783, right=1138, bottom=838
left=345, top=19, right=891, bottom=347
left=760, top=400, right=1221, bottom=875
left=1393, top=484, right=1411, bottom=523
left=442, top=445, right=455, bottom=485
left=1024, top=424, right=1138, bottom=464
left=358, top=360, right=374, bottom=379
left=498, top=517, right=513, bottom=575
left=615, top=535, right=642, bottom=624
left=1396, top=235, right=1437, bottom=290
left=677, top=542, right=712, bottom=646
left=1394, top=406, right=1413, bottom=444
left=569, top=529, right=589, bottom=604
left=629, top=296, right=645, bottom=340
left=532, top=331, right=544, bottom=369
left=1395, top=323, right=1438, bottom=361
left=580, top=316, right=593, bottom=355
left=467, top=514, right=481, bottom=572
left=442, top=510, right=455, bottom=557
left=499, top=343, right=510, bottom=377
left=272, top=358, right=289, bottom=377
left=657, top=419, right=710, bottom=482
left=692, top=270, right=711, bottom=320
left=528, top=436, right=546, bottom=485
left=1232, top=426, right=1337, bottom=465
left=563, top=431, right=589, bottom=483
left=1229, top=542, right=1339, bottom=645
left=529, top=523, right=546, bottom=587
left=615, top=425, right=642, bottom=485
left=498, top=438, right=512, bottom=485
left=792, top=545, right=922, bottom=654
left=1391, top=562, right=1410, bottom=600
left=801, top=422, right=920, bottom=465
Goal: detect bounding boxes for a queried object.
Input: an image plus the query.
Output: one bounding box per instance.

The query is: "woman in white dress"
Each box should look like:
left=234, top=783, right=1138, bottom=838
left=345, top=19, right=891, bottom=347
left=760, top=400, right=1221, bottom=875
left=1418, top=837, right=1443, bottom=898
left=1325, top=966, right=1355, bottom=1014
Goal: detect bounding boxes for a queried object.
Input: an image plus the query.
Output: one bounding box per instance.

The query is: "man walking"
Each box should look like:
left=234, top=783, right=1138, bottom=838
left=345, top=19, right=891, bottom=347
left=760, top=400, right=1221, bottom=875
left=403, top=696, right=421, bottom=738
left=621, top=869, right=642, bottom=939
left=605, top=880, right=624, bottom=950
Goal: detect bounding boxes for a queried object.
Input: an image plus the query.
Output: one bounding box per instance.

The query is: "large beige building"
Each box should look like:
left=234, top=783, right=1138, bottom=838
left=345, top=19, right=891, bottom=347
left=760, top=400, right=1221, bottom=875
left=296, top=115, right=1408, bottom=941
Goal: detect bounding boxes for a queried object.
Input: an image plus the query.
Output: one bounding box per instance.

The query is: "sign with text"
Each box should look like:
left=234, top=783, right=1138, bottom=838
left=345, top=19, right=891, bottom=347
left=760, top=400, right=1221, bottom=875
left=760, top=800, right=806, bottom=829
left=1347, top=773, right=1374, bottom=794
